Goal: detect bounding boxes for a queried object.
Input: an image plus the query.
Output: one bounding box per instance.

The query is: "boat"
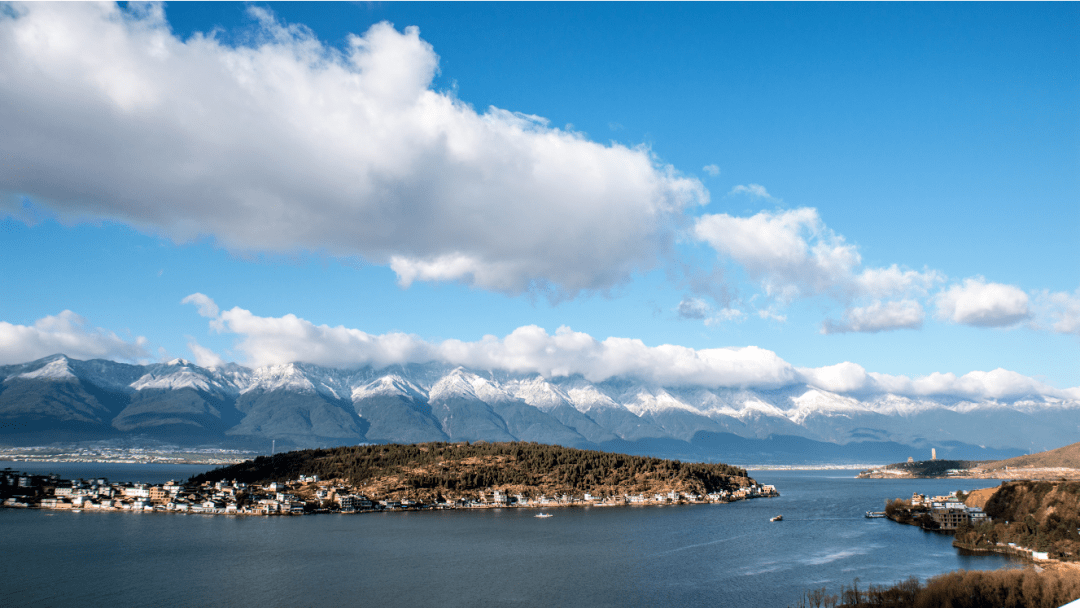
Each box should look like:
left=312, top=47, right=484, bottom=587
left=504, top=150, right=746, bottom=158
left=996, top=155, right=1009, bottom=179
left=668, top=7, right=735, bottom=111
left=865, top=511, right=887, bottom=518
left=770, top=515, right=782, bottom=522
left=535, top=513, right=553, bottom=518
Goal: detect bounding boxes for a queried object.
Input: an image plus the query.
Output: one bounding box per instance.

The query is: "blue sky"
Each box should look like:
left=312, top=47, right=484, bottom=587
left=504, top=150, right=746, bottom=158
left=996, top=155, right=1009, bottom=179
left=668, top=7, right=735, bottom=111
left=0, top=2, right=1077, bottom=397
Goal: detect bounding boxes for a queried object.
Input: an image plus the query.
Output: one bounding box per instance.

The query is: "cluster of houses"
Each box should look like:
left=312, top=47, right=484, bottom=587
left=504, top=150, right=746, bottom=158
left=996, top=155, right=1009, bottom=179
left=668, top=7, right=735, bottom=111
left=909, top=491, right=989, bottom=530
left=1, top=469, right=307, bottom=515
left=333, top=484, right=778, bottom=512
left=2, top=468, right=777, bottom=515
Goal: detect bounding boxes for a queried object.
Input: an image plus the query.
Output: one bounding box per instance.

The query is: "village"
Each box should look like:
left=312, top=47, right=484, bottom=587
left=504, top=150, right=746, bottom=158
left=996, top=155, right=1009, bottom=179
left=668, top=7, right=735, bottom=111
left=879, top=490, right=990, bottom=531
left=1, top=468, right=778, bottom=516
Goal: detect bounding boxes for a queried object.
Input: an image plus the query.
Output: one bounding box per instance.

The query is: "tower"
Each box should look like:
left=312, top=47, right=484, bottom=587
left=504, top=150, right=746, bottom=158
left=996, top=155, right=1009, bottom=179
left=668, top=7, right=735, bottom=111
left=931, top=448, right=936, bottom=460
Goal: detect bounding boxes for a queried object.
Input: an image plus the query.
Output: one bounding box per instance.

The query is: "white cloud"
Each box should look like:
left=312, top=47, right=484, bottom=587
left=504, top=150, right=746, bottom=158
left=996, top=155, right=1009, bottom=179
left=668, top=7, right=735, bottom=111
left=201, top=299, right=1078, bottom=399
left=694, top=208, right=943, bottom=322
left=822, top=300, right=924, bottom=334
left=1035, top=288, right=1080, bottom=336
left=797, top=363, right=1078, bottom=401
left=181, top=293, right=220, bottom=319
left=705, top=308, right=747, bottom=325
left=728, top=183, right=771, bottom=198
left=798, top=362, right=870, bottom=394
left=854, top=265, right=943, bottom=299
left=756, top=308, right=788, bottom=322
left=867, top=369, right=1075, bottom=402
left=702, top=164, right=720, bottom=177
left=0, top=3, right=705, bottom=298
left=694, top=207, right=861, bottom=301
left=197, top=299, right=796, bottom=387
left=0, top=311, right=149, bottom=365
left=5, top=298, right=1074, bottom=402
left=186, top=340, right=225, bottom=369
left=935, top=278, right=1031, bottom=328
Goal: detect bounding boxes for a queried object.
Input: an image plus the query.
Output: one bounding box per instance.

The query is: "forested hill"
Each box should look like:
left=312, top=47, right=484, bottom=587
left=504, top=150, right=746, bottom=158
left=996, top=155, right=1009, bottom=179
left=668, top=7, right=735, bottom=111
left=191, top=441, right=755, bottom=499
left=954, top=480, right=1080, bottom=561
left=984, top=440, right=1080, bottom=471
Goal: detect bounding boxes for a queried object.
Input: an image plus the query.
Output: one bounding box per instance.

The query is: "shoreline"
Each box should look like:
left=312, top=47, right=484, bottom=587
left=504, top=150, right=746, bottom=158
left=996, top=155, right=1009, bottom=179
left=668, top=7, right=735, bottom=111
left=1, top=458, right=244, bottom=466
left=3, top=493, right=774, bottom=517
left=2, top=457, right=885, bottom=471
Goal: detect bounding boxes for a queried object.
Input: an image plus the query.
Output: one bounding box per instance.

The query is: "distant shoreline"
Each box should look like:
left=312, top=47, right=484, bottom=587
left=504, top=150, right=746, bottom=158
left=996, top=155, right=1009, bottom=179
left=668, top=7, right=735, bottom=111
left=0, top=457, right=248, bottom=466
left=2, top=457, right=884, bottom=471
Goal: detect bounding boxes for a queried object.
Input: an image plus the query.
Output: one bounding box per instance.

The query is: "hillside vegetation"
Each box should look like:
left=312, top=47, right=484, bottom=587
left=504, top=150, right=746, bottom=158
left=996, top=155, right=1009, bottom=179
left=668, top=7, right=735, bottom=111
left=978, top=441, right=1080, bottom=472
left=794, top=569, right=1080, bottom=608
left=954, top=480, right=1080, bottom=560
left=191, top=441, right=754, bottom=501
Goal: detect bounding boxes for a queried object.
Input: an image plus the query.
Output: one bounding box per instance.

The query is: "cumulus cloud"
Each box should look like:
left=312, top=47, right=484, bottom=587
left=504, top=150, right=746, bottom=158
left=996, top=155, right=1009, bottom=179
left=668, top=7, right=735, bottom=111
left=694, top=207, right=861, bottom=301
left=1035, top=288, right=1080, bottom=336
left=187, top=294, right=796, bottom=387
left=0, top=3, right=705, bottom=298
left=193, top=296, right=1078, bottom=399
left=935, top=278, right=1031, bottom=328
left=0, top=311, right=149, bottom=365
left=798, top=362, right=870, bottom=394
left=822, top=300, right=924, bottom=334
left=186, top=340, right=225, bottom=369
left=181, top=293, right=220, bottom=319
left=702, top=164, right=720, bottom=177
left=854, top=265, right=943, bottom=299
left=796, top=362, right=1077, bottom=401
left=867, top=368, right=1076, bottom=402
left=694, top=207, right=943, bottom=311
left=729, top=184, right=771, bottom=198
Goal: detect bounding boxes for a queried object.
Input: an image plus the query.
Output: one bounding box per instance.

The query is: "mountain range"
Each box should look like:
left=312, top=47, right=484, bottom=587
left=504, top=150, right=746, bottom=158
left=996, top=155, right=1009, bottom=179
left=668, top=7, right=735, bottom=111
left=2, top=354, right=1076, bottom=463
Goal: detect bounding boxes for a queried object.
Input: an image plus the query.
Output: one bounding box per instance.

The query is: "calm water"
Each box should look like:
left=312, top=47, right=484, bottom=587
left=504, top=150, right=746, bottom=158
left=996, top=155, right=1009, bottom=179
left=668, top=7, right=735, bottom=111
left=2, top=461, right=213, bottom=484
left=2, top=466, right=1020, bottom=607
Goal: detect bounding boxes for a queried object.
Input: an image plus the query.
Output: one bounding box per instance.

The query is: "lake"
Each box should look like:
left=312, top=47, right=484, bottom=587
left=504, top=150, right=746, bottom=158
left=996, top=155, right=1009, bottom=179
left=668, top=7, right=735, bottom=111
left=2, top=465, right=1020, bottom=607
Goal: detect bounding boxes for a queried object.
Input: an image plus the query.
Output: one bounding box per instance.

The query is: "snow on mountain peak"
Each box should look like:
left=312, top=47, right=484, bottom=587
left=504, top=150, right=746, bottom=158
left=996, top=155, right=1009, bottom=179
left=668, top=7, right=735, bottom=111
left=622, top=387, right=700, bottom=417
left=787, top=389, right=864, bottom=424
left=18, top=357, right=77, bottom=381
left=132, top=368, right=213, bottom=393
left=736, top=398, right=790, bottom=420
left=564, top=384, right=621, bottom=413
left=428, top=369, right=479, bottom=401
left=244, top=363, right=317, bottom=394
left=351, top=374, right=426, bottom=402
left=508, top=376, right=571, bottom=412
left=468, top=375, right=511, bottom=404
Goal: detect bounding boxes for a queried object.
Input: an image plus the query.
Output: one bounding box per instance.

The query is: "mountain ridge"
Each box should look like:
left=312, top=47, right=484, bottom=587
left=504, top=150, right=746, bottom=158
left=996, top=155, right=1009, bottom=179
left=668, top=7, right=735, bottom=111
left=1, top=353, right=1072, bottom=462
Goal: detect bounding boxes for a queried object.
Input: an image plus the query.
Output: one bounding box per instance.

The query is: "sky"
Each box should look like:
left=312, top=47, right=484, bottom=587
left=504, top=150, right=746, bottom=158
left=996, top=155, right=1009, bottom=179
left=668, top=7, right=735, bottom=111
left=0, top=2, right=1077, bottom=400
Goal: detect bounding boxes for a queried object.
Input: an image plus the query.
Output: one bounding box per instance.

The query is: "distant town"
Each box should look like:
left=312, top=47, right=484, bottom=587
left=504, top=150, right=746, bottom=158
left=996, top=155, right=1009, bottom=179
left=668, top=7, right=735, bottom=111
left=2, top=468, right=778, bottom=515
left=0, top=445, right=256, bottom=466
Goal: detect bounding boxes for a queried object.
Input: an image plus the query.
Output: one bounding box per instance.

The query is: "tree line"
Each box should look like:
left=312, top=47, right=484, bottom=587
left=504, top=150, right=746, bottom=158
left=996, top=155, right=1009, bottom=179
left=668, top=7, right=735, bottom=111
left=954, top=480, right=1080, bottom=560
left=791, top=569, right=1080, bottom=608
left=190, top=441, right=752, bottom=497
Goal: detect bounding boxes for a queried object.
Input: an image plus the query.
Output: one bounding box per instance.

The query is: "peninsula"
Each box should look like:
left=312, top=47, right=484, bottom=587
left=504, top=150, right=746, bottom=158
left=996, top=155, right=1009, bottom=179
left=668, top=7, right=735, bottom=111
left=857, top=440, right=1080, bottom=480
left=4, top=442, right=778, bottom=515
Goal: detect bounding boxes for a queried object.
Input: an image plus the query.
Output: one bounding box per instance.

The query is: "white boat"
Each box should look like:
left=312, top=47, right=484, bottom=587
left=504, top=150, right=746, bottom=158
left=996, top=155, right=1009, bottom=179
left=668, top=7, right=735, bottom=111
left=535, top=513, right=553, bottom=518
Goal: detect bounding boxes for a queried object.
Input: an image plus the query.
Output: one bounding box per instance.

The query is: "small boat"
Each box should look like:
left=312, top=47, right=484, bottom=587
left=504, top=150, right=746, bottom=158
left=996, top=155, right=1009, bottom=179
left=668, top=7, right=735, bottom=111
left=770, top=515, right=783, bottom=522
left=535, top=513, right=553, bottom=518
left=865, top=511, right=887, bottom=518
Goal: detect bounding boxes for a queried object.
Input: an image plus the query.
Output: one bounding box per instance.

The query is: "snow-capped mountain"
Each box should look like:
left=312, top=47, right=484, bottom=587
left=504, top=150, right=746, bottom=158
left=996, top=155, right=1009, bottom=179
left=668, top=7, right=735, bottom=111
left=1, top=353, right=1075, bottom=462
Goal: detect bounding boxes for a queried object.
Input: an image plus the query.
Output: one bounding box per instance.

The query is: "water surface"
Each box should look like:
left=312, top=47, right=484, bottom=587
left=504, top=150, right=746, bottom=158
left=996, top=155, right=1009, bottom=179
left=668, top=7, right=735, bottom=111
left=2, top=467, right=1019, bottom=606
